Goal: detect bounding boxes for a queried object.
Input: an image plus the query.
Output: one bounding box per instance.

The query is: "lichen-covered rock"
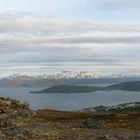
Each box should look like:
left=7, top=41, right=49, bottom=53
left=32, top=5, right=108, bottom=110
left=0, top=97, right=32, bottom=120
left=0, top=97, right=34, bottom=139
left=0, top=116, right=14, bottom=128
left=80, top=118, right=105, bottom=129
left=5, top=127, right=31, bottom=138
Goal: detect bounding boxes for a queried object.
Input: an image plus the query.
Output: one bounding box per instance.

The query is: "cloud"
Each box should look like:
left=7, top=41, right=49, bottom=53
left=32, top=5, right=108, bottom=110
left=0, top=14, right=139, bottom=75
left=100, top=0, right=140, bottom=10
left=0, top=15, right=138, bottom=64
left=0, top=15, right=140, bottom=34
left=0, top=15, right=139, bottom=53
left=0, top=34, right=139, bottom=54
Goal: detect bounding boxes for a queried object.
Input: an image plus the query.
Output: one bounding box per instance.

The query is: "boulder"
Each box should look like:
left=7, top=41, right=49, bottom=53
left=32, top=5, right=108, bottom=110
left=5, top=127, right=31, bottom=138
left=80, top=118, right=105, bottom=129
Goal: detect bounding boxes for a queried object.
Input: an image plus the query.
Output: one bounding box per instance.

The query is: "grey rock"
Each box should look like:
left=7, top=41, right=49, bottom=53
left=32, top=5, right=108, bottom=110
left=80, top=118, right=105, bottom=129
left=5, top=127, right=31, bottom=138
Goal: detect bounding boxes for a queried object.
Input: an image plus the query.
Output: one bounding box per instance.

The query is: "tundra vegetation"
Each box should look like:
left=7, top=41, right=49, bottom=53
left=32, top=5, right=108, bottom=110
left=0, top=97, right=140, bottom=140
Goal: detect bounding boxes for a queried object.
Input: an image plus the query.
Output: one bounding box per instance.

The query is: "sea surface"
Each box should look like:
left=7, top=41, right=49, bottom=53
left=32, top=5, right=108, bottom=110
left=0, top=87, right=140, bottom=111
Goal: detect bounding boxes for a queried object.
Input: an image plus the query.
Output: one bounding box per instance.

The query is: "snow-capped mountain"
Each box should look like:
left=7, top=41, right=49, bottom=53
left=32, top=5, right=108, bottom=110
left=4, top=73, right=35, bottom=80
left=0, top=71, right=140, bottom=88
left=1, top=71, right=103, bottom=80
left=1, top=71, right=140, bottom=80
left=45, top=71, right=105, bottom=79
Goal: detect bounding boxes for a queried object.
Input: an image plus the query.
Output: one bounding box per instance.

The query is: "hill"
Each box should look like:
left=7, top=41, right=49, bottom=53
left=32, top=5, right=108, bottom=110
left=30, top=85, right=100, bottom=93
left=30, top=81, right=140, bottom=93
left=103, top=81, right=140, bottom=91
left=81, top=102, right=140, bottom=113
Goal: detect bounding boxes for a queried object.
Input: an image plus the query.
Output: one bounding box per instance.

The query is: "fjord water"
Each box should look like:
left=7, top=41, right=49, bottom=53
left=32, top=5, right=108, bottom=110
left=0, top=87, right=140, bottom=111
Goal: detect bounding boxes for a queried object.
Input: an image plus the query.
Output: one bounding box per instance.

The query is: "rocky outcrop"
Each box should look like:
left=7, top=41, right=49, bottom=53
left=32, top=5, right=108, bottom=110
left=0, top=97, right=33, bottom=139
left=5, top=127, right=31, bottom=139
left=0, top=97, right=32, bottom=122
left=80, top=118, right=105, bottom=129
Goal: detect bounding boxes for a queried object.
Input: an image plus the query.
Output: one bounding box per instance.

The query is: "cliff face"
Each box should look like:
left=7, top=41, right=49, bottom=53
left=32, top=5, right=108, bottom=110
left=0, top=97, right=140, bottom=140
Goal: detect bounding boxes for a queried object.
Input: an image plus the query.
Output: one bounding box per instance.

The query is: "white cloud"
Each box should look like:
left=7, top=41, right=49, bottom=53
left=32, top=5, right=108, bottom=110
left=0, top=15, right=139, bottom=34
left=0, top=14, right=139, bottom=75
left=100, top=0, right=140, bottom=10
left=0, top=15, right=139, bottom=51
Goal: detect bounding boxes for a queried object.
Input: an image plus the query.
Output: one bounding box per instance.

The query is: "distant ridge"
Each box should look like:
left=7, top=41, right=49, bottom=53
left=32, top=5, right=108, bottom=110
left=103, top=81, right=140, bottom=91
left=30, top=81, right=140, bottom=93
left=30, top=85, right=100, bottom=93
left=81, top=102, right=140, bottom=113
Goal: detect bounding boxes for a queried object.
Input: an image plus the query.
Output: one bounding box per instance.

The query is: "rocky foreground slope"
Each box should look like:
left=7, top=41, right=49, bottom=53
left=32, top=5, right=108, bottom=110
left=0, top=97, right=140, bottom=140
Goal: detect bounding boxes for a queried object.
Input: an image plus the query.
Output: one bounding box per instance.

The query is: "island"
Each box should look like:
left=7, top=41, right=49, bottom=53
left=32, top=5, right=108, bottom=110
left=30, top=81, right=140, bottom=93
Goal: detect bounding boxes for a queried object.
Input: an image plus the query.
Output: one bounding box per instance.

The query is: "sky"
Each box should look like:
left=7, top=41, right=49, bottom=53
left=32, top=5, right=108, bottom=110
left=0, top=0, right=140, bottom=76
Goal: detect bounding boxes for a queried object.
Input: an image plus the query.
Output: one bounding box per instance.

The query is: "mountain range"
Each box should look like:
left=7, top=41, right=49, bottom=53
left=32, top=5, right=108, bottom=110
left=2, top=71, right=140, bottom=80
left=0, top=71, right=140, bottom=88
